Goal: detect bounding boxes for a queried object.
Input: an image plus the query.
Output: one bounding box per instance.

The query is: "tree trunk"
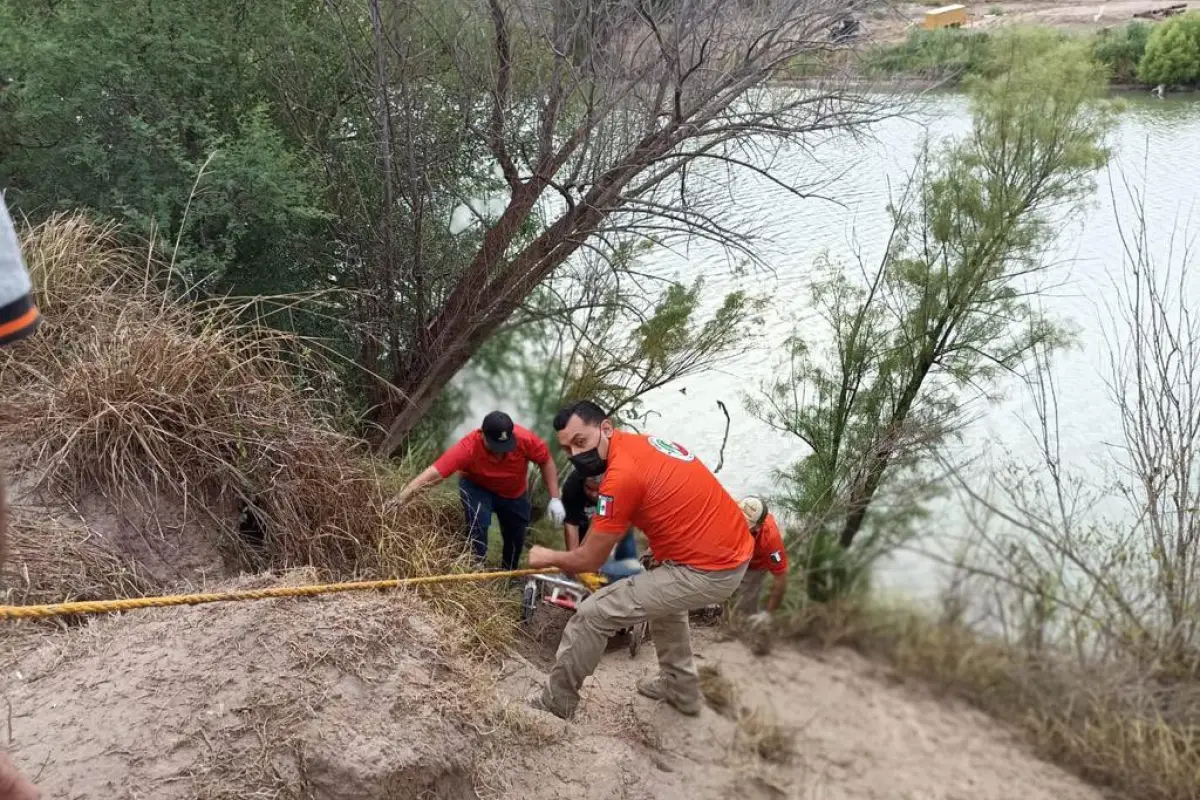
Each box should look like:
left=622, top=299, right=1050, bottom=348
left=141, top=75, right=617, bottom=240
left=838, top=458, right=889, bottom=548
left=837, top=351, right=937, bottom=548
left=372, top=126, right=698, bottom=456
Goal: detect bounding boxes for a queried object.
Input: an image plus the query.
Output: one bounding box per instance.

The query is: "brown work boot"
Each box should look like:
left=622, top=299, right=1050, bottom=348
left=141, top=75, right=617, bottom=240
left=528, top=688, right=573, bottom=721
left=636, top=675, right=702, bottom=716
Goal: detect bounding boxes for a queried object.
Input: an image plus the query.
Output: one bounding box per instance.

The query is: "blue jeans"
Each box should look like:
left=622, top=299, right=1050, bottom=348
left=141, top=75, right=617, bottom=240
left=611, top=530, right=638, bottom=561
left=458, top=477, right=531, bottom=571
left=582, top=525, right=640, bottom=580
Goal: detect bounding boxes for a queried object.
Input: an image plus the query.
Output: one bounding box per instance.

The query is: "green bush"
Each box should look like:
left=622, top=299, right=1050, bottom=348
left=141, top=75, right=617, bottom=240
left=794, top=531, right=872, bottom=604
left=1092, top=22, right=1151, bottom=84
left=861, top=28, right=994, bottom=82
left=1137, top=12, right=1200, bottom=87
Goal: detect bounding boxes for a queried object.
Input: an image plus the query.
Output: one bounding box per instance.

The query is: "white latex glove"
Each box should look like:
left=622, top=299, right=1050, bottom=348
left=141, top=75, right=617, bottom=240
left=547, top=497, right=566, bottom=525
left=748, top=611, right=771, bottom=628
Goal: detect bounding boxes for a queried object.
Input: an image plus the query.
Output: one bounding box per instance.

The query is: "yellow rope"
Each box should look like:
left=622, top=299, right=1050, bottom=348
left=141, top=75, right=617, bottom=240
left=0, top=566, right=582, bottom=620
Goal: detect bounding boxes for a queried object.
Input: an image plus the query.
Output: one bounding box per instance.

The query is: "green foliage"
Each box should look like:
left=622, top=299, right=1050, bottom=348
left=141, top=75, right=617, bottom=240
left=1137, top=12, right=1200, bottom=87
left=564, top=276, right=766, bottom=424
left=0, top=0, right=513, bottom=431
left=0, top=0, right=887, bottom=463
left=752, top=34, right=1114, bottom=595
left=861, top=25, right=1142, bottom=88
left=468, top=248, right=765, bottom=506
left=796, top=531, right=872, bottom=604
left=861, top=28, right=995, bottom=81
left=1092, top=22, right=1151, bottom=84
left=0, top=0, right=334, bottom=293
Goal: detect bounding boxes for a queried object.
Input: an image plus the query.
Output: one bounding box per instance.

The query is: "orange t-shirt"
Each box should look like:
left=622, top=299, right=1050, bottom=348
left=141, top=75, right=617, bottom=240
left=748, top=514, right=788, bottom=575
left=589, top=430, right=753, bottom=571
left=432, top=425, right=549, bottom=499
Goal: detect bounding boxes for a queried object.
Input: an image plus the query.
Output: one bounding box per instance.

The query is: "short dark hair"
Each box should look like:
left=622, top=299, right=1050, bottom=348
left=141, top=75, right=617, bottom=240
left=552, top=399, right=608, bottom=431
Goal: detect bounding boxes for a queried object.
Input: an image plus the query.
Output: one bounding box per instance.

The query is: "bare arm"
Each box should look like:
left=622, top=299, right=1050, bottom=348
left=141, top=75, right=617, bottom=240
left=564, top=522, right=582, bottom=551
left=765, top=571, right=788, bottom=613
left=389, top=465, right=445, bottom=508
left=539, top=458, right=560, bottom=499
left=529, top=531, right=618, bottom=575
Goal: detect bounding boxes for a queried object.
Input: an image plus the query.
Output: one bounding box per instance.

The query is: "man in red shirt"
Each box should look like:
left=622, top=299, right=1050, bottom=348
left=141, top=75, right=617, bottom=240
left=735, top=496, right=789, bottom=626
left=528, top=400, right=753, bottom=720
left=389, top=411, right=564, bottom=571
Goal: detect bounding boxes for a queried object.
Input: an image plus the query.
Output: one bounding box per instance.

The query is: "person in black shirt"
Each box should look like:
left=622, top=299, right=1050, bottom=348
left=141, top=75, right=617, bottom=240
left=560, top=469, right=638, bottom=562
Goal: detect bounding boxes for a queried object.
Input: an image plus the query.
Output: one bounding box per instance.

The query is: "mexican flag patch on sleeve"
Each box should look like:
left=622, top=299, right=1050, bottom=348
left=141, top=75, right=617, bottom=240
left=596, top=494, right=614, bottom=517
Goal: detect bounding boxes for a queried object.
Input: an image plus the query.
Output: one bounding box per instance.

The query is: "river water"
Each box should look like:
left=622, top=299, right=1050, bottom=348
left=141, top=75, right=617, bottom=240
left=619, top=90, right=1200, bottom=600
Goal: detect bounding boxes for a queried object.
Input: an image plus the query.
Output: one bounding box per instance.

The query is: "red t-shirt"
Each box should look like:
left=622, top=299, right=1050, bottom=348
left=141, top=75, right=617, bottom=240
left=432, top=425, right=550, bottom=499
left=589, top=430, right=753, bottom=572
left=748, top=514, right=788, bottom=575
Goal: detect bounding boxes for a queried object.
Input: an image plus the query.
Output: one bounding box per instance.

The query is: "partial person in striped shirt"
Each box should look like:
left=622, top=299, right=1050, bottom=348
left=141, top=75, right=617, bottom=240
left=0, top=191, right=42, bottom=800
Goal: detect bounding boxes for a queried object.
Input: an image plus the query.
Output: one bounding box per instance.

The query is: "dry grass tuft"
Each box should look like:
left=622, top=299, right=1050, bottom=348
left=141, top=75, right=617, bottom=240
left=0, top=212, right=510, bottom=650
left=789, top=599, right=1200, bottom=800
left=735, top=707, right=796, bottom=765
left=3, top=214, right=367, bottom=567
left=699, top=663, right=738, bottom=718
left=1, top=508, right=155, bottom=607
left=698, top=663, right=796, bottom=764
left=484, top=699, right=562, bottom=746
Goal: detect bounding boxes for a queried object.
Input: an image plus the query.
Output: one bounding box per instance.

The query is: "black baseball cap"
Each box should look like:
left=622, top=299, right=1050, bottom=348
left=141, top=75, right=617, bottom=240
left=480, top=410, right=517, bottom=453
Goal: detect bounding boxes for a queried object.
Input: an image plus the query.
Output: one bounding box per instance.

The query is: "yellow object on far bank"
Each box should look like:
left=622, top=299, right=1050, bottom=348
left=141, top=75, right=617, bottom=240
left=923, top=4, right=968, bottom=30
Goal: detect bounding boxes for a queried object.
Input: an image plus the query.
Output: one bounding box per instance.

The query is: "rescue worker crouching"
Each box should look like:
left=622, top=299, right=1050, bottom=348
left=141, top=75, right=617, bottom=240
left=528, top=400, right=753, bottom=720
left=735, top=496, right=789, bottom=628
left=388, top=411, right=565, bottom=571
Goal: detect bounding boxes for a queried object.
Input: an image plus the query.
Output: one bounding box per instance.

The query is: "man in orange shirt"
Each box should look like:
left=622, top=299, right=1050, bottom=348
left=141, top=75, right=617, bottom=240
left=390, top=411, right=564, bottom=571
left=735, top=496, right=789, bottom=626
left=528, top=400, right=753, bottom=720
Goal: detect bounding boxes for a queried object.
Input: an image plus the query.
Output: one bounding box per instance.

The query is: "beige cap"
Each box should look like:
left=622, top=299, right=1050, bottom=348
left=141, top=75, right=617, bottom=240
left=739, top=496, right=767, bottom=529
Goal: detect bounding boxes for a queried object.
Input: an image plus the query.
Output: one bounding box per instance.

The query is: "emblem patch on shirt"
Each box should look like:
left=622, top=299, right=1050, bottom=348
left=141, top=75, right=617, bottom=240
left=769, top=550, right=783, bottom=564
left=647, top=436, right=695, bottom=462
left=596, top=494, right=615, bottom=517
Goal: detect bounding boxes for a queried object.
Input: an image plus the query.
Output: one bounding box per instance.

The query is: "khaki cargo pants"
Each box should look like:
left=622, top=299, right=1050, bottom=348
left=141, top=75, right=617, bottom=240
left=542, top=560, right=748, bottom=718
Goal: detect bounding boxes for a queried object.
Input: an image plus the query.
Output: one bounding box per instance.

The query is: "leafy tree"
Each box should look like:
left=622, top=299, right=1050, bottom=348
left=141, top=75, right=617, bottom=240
left=1, top=0, right=888, bottom=461
left=0, top=0, right=335, bottom=296
left=749, top=32, right=1115, bottom=577
left=1092, top=22, right=1151, bottom=85
left=1137, top=12, right=1200, bottom=88
left=0, top=0, right=484, bottom=450
left=344, top=0, right=888, bottom=455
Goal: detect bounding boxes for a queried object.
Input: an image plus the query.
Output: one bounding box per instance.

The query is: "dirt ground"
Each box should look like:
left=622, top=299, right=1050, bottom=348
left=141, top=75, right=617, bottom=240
left=492, top=621, right=1108, bottom=800
left=1, top=578, right=1111, bottom=800
left=869, top=1, right=1193, bottom=42
left=1, top=575, right=489, bottom=800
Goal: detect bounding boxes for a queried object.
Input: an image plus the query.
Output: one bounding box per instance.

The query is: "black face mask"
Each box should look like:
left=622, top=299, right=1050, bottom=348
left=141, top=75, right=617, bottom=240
left=569, top=447, right=607, bottom=478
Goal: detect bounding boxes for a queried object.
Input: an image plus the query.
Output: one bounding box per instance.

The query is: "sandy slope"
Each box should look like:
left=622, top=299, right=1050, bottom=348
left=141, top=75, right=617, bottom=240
left=491, top=626, right=1107, bottom=800
left=1, top=582, right=1107, bottom=800
left=1, top=575, right=484, bottom=800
